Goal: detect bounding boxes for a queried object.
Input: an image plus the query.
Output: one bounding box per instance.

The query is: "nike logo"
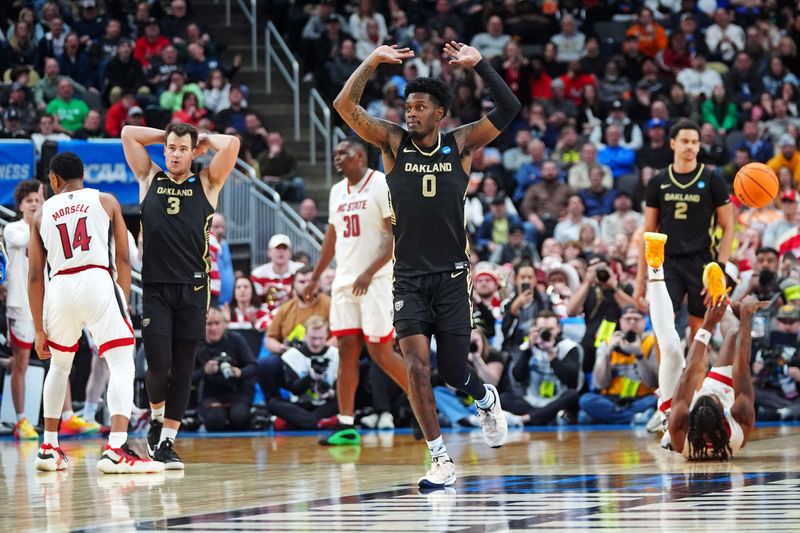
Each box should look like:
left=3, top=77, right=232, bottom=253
left=451, top=271, right=464, bottom=279
left=403, top=148, right=415, bottom=153
left=193, top=285, right=205, bottom=291
left=660, top=183, right=671, bottom=189
left=157, top=176, right=171, bottom=181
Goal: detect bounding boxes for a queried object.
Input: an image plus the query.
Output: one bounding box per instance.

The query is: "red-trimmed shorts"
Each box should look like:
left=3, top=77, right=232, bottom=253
left=330, top=276, right=394, bottom=344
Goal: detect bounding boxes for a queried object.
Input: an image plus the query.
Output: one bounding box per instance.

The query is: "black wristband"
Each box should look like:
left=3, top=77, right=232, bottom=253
left=474, top=59, right=521, bottom=131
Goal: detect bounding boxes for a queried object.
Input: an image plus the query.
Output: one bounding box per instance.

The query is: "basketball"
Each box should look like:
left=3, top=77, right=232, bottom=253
left=734, top=163, right=779, bottom=209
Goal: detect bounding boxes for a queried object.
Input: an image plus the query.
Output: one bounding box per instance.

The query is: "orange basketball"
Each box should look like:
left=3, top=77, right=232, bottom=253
left=734, top=162, right=779, bottom=208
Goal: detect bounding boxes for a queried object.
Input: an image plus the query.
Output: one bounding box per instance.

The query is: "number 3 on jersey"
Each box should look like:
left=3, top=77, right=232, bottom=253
left=167, top=197, right=180, bottom=215
left=343, top=214, right=360, bottom=237
left=56, top=217, right=91, bottom=259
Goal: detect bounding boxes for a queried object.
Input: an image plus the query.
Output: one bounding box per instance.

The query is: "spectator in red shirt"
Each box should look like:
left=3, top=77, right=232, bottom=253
left=104, top=91, right=138, bottom=137
left=559, top=61, right=597, bottom=107
left=134, top=18, right=170, bottom=69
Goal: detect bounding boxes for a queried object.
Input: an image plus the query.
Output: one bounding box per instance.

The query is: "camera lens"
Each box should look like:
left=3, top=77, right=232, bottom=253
left=540, top=329, right=552, bottom=342
left=596, top=269, right=610, bottom=283
left=624, top=331, right=637, bottom=343
left=469, top=341, right=479, bottom=353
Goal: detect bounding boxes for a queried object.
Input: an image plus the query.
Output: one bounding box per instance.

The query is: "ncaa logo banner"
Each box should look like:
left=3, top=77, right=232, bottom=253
left=56, top=140, right=166, bottom=206
left=0, top=140, right=35, bottom=205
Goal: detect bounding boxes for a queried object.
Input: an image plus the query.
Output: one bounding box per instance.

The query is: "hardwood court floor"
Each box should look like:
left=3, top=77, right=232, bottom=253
left=2, top=424, right=800, bottom=532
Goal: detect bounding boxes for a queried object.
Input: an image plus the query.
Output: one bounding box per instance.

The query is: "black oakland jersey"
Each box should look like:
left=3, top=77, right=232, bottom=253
left=141, top=171, right=214, bottom=284
left=386, top=131, right=470, bottom=276
left=645, top=163, right=730, bottom=256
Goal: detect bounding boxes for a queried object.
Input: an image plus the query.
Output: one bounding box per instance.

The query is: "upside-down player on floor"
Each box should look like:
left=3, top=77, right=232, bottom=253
left=644, top=231, right=763, bottom=460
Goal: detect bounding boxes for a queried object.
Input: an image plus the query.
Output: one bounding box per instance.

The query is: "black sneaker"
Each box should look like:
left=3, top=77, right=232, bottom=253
left=147, top=419, right=162, bottom=459
left=153, top=439, right=184, bottom=470
left=319, top=424, right=361, bottom=446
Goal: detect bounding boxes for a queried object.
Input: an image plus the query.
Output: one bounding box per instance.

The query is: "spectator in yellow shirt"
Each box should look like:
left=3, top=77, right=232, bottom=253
left=768, top=134, right=800, bottom=184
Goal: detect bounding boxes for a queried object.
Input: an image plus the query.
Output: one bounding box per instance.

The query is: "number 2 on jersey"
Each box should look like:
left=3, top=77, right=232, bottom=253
left=343, top=214, right=360, bottom=237
left=674, top=201, right=688, bottom=220
left=56, top=217, right=92, bottom=259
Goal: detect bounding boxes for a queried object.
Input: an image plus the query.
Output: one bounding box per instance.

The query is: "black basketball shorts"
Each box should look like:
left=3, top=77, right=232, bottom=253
left=664, top=250, right=713, bottom=318
left=393, top=270, right=473, bottom=339
left=142, top=283, right=209, bottom=341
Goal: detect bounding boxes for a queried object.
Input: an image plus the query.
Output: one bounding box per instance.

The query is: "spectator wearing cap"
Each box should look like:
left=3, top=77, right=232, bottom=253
left=472, top=262, right=503, bottom=332
left=58, top=32, right=93, bottom=89
left=601, top=192, right=642, bottom=243
left=698, top=122, right=729, bottom=168
left=72, top=109, right=105, bottom=139
left=765, top=99, right=800, bottom=145
left=677, top=52, right=724, bottom=101
left=0, top=109, right=28, bottom=139
left=767, top=135, right=800, bottom=183
left=73, top=0, right=106, bottom=45
left=701, top=84, right=738, bottom=136
left=251, top=234, right=305, bottom=302
left=550, top=15, right=585, bottom=64
left=554, top=194, right=600, bottom=244
left=159, top=69, right=204, bottom=112
left=134, top=18, right=170, bottom=69
left=3, top=82, right=37, bottom=135
left=637, top=118, right=672, bottom=170
left=579, top=305, right=659, bottom=425
left=724, top=52, right=763, bottom=116
left=590, top=100, right=643, bottom=152
left=735, top=120, right=774, bottom=164
left=491, top=223, right=538, bottom=265
left=102, top=38, right=147, bottom=105
left=763, top=191, right=799, bottom=250
left=568, top=142, right=613, bottom=192
left=104, top=91, right=140, bottom=137
left=705, top=8, right=745, bottom=63
left=596, top=124, right=637, bottom=181
left=521, top=161, right=573, bottom=239
left=579, top=166, right=618, bottom=219
left=627, top=8, right=668, bottom=58
left=476, top=194, right=528, bottom=260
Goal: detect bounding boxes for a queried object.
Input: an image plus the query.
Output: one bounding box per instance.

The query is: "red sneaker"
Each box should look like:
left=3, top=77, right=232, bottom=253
left=317, top=416, right=338, bottom=430
left=272, top=417, right=292, bottom=431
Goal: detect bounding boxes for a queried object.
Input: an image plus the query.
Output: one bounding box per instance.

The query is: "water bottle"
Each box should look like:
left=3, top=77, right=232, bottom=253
left=219, top=352, right=235, bottom=379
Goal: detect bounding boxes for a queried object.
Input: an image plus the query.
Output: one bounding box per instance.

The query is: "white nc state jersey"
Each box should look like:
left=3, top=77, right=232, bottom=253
left=40, top=188, right=113, bottom=277
left=328, top=169, right=392, bottom=288
left=4, top=220, right=32, bottom=318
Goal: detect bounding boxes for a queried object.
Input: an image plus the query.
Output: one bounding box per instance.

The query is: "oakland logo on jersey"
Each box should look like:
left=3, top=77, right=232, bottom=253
left=395, top=300, right=404, bottom=311
left=442, top=146, right=451, bottom=155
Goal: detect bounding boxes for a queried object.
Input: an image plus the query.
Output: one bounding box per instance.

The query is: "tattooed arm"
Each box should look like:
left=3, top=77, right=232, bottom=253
left=332, top=45, right=411, bottom=160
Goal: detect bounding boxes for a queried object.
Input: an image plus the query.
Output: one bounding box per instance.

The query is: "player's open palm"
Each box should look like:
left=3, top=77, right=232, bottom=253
left=370, top=45, right=414, bottom=65
left=443, top=41, right=482, bottom=67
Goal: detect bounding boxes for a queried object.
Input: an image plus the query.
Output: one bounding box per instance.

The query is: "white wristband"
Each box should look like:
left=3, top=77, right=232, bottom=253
left=694, top=329, right=712, bottom=346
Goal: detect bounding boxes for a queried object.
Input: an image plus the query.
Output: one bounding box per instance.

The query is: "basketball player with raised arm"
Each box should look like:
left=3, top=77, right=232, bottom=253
left=29, top=152, right=162, bottom=474
left=333, top=42, right=521, bottom=488
left=122, top=123, right=239, bottom=468
left=306, top=136, right=411, bottom=446
left=634, top=120, right=734, bottom=339
left=643, top=232, right=761, bottom=460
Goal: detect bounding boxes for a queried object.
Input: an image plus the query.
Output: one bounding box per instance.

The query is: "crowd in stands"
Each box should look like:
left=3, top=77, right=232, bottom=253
left=2, top=0, right=800, bottom=435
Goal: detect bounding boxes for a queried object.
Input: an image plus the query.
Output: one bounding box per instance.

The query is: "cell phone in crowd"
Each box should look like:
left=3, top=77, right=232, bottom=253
left=521, top=282, right=532, bottom=293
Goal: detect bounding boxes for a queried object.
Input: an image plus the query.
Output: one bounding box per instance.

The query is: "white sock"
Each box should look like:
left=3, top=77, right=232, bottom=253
left=648, top=273, right=683, bottom=411
left=108, top=432, right=127, bottom=449
left=151, top=406, right=165, bottom=423
left=648, top=265, right=664, bottom=281
left=475, top=386, right=495, bottom=410
left=427, top=436, right=449, bottom=460
left=61, top=410, right=74, bottom=421
left=44, top=431, right=59, bottom=447
left=159, top=426, right=177, bottom=445
left=17, top=413, right=26, bottom=422
left=83, top=402, right=98, bottom=421
left=338, top=415, right=354, bottom=426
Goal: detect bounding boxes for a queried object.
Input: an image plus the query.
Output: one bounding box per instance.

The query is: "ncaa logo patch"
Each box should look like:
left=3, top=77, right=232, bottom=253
left=394, top=301, right=404, bottom=312
left=442, top=146, right=451, bottom=155
left=698, top=181, right=705, bottom=189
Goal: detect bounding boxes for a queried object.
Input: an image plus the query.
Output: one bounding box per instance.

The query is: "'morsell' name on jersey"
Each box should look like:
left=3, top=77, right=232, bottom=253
left=157, top=186, right=194, bottom=197
left=665, top=192, right=701, bottom=203
left=51, top=204, right=89, bottom=221
left=404, top=162, right=452, bottom=173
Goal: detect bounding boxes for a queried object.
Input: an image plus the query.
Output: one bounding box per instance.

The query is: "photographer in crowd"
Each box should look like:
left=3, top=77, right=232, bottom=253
left=579, top=306, right=658, bottom=425
left=567, top=254, right=636, bottom=373
left=267, top=316, right=340, bottom=430
left=752, top=304, right=800, bottom=421
left=193, top=307, right=259, bottom=432
left=501, top=261, right=552, bottom=366
left=501, top=310, right=583, bottom=425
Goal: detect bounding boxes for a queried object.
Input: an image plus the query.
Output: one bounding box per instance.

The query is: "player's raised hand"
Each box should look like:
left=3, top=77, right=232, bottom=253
left=740, top=295, right=769, bottom=317
left=702, top=300, right=727, bottom=329
left=35, top=330, right=51, bottom=360
left=369, top=45, right=414, bottom=66
left=195, top=132, right=210, bottom=156
left=443, top=41, right=482, bottom=68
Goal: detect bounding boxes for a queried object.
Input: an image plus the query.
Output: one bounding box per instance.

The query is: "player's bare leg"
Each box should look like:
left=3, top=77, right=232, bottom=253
left=320, top=334, right=364, bottom=445
left=10, top=345, right=37, bottom=440
left=366, top=341, right=409, bottom=392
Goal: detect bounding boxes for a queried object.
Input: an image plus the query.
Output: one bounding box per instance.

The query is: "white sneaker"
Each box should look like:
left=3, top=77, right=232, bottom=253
left=476, top=385, right=507, bottom=448
left=660, top=431, right=672, bottom=450
left=360, top=413, right=378, bottom=428
left=646, top=410, right=665, bottom=433
left=418, top=456, right=456, bottom=489
left=377, top=412, right=394, bottom=430
left=35, top=443, right=68, bottom=472
left=97, top=444, right=164, bottom=474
